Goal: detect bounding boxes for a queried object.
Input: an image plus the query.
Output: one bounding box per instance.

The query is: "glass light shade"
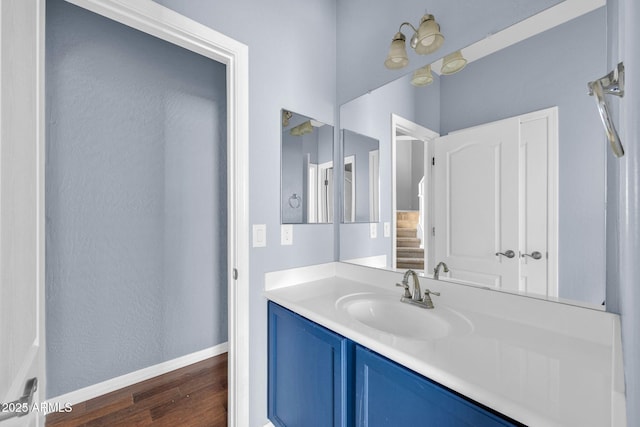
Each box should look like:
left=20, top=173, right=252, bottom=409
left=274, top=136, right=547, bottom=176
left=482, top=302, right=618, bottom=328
left=290, top=120, right=313, bottom=136
left=411, top=65, right=434, bottom=86
left=384, top=32, right=409, bottom=69
left=441, top=50, right=467, bottom=75
left=414, top=15, right=444, bottom=55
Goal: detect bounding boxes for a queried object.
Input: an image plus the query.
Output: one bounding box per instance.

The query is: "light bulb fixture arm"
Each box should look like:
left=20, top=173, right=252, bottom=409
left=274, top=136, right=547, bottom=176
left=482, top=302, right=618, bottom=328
left=384, top=13, right=444, bottom=70
left=398, top=22, right=419, bottom=48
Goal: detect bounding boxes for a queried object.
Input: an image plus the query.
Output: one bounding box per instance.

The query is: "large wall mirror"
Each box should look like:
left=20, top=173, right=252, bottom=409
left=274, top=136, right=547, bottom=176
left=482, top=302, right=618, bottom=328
left=342, top=129, right=380, bottom=223
left=281, top=109, right=334, bottom=224
left=339, top=1, right=608, bottom=308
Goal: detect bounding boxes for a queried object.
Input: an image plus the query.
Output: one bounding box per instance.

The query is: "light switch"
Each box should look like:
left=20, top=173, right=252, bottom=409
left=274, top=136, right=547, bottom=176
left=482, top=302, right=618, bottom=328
left=253, top=224, right=266, bottom=247
left=281, top=224, right=293, bottom=245
left=384, top=222, right=391, bottom=237
left=370, top=223, right=378, bottom=239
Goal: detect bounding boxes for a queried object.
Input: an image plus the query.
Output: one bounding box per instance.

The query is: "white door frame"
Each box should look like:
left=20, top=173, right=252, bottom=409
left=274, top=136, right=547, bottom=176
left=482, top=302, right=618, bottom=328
left=343, top=155, right=355, bottom=222
left=391, top=114, right=439, bottom=270
left=307, top=162, right=318, bottom=223
left=0, top=1, right=46, bottom=425
left=47, top=1, right=250, bottom=424
left=369, top=149, right=380, bottom=222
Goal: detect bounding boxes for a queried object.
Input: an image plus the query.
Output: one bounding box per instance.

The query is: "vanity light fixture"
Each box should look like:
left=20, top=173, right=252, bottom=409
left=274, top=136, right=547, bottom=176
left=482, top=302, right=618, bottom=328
left=282, top=110, right=293, bottom=127
left=440, top=50, right=467, bottom=75
left=411, top=64, right=434, bottom=86
left=290, top=120, right=314, bottom=136
left=384, top=13, right=444, bottom=70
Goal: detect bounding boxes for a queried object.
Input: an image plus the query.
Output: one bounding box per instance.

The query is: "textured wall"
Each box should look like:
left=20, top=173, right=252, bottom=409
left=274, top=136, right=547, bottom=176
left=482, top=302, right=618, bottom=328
left=281, top=132, right=305, bottom=223
left=395, top=142, right=413, bottom=211
left=439, top=9, right=607, bottom=304
left=150, top=1, right=337, bottom=424
left=396, top=140, right=424, bottom=212
left=46, top=0, right=227, bottom=397
left=343, top=130, right=379, bottom=222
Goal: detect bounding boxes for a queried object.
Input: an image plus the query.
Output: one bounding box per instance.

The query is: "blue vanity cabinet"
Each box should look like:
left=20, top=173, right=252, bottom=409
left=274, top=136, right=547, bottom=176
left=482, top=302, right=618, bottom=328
left=354, top=345, right=521, bottom=427
left=268, top=302, right=353, bottom=427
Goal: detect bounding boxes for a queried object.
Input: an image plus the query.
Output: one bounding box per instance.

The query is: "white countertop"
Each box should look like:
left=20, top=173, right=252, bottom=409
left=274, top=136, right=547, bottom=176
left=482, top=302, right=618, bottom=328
left=264, top=262, right=626, bottom=427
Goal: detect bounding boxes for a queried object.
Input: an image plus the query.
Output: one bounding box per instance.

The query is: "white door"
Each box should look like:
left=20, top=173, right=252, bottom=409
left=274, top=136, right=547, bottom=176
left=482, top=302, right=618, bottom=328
left=434, top=117, right=520, bottom=290
left=434, top=108, right=557, bottom=295
left=0, top=1, right=45, bottom=426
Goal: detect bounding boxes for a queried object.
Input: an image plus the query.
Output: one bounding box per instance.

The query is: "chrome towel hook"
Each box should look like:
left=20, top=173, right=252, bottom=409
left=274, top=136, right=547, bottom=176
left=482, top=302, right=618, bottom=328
left=588, top=62, right=625, bottom=157
left=288, top=193, right=301, bottom=209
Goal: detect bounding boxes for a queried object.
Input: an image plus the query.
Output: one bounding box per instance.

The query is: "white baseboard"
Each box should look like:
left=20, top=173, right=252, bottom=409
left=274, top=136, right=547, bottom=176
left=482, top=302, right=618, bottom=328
left=47, top=342, right=228, bottom=407
left=264, top=422, right=275, bottom=427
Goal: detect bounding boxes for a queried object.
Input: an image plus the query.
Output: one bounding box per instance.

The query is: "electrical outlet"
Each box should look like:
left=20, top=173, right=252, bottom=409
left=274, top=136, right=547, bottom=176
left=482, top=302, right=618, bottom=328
left=370, top=223, right=378, bottom=239
left=281, top=224, right=293, bottom=245
left=253, top=224, right=266, bottom=247
left=384, top=222, right=391, bottom=237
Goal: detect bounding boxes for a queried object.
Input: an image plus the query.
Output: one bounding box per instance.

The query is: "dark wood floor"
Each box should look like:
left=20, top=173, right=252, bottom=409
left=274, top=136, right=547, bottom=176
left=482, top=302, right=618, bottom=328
left=46, top=353, right=227, bottom=427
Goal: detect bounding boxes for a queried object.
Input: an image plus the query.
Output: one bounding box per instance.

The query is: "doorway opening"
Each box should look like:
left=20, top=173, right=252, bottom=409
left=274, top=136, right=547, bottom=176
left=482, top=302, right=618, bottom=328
left=0, top=0, right=249, bottom=425
left=391, top=115, right=439, bottom=272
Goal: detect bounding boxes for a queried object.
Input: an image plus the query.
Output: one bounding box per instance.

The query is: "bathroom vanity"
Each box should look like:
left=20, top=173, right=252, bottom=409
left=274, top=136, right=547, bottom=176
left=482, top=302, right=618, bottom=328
left=265, top=262, right=626, bottom=426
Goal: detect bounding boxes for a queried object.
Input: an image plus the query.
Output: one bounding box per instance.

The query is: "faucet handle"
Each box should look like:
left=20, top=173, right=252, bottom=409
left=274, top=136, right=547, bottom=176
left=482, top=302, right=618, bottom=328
left=396, top=282, right=412, bottom=298
left=422, top=289, right=440, bottom=309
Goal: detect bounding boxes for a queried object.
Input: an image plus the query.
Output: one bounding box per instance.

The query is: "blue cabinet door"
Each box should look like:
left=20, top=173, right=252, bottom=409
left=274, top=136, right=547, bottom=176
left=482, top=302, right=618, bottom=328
left=355, top=345, right=522, bottom=427
left=268, top=302, right=353, bottom=427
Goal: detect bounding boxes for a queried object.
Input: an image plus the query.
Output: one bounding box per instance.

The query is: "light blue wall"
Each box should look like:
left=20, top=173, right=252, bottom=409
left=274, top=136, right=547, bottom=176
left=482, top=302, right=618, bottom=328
left=46, top=0, right=227, bottom=397
left=396, top=140, right=424, bottom=211
left=337, top=0, right=563, bottom=104
left=150, top=1, right=336, bottom=424
left=396, top=142, right=413, bottom=210
left=342, top=130, right=379, bottom=222
left=439, top=8, right=607, bottom=304
left=410, top=141, right=424, bottom=211
left=281, top=132, right=304, bottom=223
left=608, top=0, right=640, bottom=425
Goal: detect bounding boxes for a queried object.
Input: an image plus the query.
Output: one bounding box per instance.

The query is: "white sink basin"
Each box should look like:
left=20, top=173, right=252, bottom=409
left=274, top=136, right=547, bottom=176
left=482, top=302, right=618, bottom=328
left=336, top=293, right=473, bottom=340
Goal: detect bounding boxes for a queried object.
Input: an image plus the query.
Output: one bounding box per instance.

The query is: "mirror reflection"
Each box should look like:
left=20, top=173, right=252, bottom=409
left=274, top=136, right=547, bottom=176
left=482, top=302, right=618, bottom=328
left=342, top=129, right=380, bottom=223
left=339, top=3, right=607, bottom=307
left=281, top=110, right=334, bottom=224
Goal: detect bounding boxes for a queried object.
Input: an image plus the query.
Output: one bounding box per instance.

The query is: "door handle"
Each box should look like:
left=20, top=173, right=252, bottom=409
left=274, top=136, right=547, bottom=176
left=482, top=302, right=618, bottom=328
left=0, top=378, right=37, bottom=422
left=522, top=251, right=543, bottom=260
left=495, top=250, right=515, bottom=258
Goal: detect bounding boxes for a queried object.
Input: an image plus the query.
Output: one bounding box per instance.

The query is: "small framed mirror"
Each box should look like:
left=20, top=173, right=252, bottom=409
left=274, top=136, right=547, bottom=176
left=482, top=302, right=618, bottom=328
left=342, top=129, right=380, bottom=223
left=281, top=109, right=334, bottom=224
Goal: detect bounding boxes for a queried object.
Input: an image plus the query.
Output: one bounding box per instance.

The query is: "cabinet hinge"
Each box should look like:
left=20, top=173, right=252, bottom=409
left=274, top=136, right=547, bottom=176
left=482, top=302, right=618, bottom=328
left=432, top=227, right=436, bottom=236
left=432, top=157, right=435, bottom=166
left=233, top=268, right=238, bottom=280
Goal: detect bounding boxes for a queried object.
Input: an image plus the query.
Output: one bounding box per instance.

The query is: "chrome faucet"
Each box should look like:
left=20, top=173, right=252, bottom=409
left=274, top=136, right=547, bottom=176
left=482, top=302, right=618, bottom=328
left=433, top=262, right=449, bottom=280
left=396, top=269, right=440, bottom=309
left=403, top=269, right=421, bottom=301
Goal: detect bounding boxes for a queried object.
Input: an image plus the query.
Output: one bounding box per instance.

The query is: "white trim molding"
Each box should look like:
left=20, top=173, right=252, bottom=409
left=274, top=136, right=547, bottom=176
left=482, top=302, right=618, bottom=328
left=47, top=343, right=229, bottom=408
left=60, top=1, right=250, bottom=424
